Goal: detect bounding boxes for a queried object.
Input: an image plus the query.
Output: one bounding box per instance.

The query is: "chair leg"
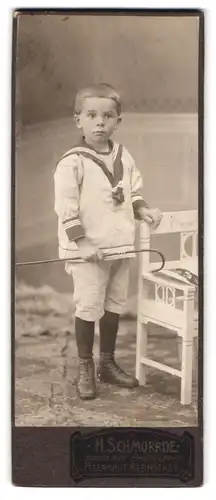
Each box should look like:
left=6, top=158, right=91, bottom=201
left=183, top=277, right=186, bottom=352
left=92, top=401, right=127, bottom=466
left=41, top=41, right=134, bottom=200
left=177, top=337, right=182, bottom=364
left=181, top=339, right=193, bottom=405
left=136, top=320, right=148, bottom=385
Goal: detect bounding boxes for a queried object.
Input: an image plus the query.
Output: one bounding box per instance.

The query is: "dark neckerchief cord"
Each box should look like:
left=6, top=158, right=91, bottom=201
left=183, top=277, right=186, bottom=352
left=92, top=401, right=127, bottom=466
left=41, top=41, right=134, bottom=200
left=59, top=139, right=125, bottom=205
left=15, top=248, right=165, bottom=273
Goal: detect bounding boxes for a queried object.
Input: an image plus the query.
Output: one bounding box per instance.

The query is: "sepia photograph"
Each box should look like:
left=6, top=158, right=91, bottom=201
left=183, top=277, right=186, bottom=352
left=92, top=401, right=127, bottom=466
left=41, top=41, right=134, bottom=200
left=14, top=11, right=200, bottom=429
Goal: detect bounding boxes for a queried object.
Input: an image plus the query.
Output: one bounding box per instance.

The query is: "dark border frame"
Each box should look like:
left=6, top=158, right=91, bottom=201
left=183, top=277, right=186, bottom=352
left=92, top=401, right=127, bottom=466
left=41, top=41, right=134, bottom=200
left=11, top=8, right=204, bottom=487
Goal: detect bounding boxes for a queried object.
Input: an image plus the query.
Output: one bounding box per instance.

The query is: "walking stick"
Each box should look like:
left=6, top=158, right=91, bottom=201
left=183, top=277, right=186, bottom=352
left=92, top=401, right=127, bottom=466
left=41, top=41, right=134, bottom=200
left=15, top=248, right=165, bottom=273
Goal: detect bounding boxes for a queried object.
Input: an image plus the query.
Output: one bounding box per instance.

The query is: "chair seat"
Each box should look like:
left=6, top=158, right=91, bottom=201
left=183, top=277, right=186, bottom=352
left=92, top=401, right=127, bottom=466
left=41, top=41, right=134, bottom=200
left=156, top=265, right=198, bottom=287
left=139, top=274, right=198, bottom=334
left=142, top=270, right=197, bottom=292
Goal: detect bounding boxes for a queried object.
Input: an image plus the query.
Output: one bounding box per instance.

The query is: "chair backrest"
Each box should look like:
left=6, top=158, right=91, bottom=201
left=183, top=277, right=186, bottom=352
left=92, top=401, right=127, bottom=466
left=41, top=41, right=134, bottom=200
left=139, top=210, right=198, bottom=273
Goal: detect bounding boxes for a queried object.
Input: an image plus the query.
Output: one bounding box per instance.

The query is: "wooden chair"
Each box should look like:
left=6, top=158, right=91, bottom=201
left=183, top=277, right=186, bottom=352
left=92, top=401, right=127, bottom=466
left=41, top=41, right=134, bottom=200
left=136, top=210, right=198, bottom=405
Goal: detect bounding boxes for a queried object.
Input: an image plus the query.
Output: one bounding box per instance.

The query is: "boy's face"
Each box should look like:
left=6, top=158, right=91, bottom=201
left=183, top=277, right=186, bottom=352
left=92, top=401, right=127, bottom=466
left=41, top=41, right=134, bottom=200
left=75, top=97, right=121, bottom=145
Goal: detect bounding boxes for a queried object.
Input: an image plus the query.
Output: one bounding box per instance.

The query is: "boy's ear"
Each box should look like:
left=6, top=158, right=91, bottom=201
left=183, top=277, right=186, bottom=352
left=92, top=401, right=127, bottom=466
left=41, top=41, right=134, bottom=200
left=113, top=115, right=122, bottom=131
left=74, top=114, right=82, bottom=129
left=116, top=115, right=122, bottom=126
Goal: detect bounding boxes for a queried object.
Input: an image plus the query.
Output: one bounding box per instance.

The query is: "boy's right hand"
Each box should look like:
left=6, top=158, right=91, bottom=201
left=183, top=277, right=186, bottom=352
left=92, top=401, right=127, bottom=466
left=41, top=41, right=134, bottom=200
left=76, top=238, right=103, bottom=262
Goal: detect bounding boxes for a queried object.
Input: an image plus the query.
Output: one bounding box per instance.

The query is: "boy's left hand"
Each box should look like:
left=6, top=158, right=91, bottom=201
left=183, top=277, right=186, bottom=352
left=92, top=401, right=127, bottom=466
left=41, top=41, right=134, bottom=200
left=139, top=207, right=163, bottom=229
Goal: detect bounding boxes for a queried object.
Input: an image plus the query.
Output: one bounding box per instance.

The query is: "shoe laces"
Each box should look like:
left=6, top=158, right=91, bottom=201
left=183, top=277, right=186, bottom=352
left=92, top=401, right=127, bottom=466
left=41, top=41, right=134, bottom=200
left=79, top=358, right=94, bottom=381
left=101, top=353, right=125, bottom=375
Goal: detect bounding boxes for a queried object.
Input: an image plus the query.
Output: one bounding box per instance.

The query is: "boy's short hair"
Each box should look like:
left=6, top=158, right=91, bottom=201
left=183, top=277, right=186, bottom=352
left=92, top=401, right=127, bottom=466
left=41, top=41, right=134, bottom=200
left=74, top=83, right=122, bottom=116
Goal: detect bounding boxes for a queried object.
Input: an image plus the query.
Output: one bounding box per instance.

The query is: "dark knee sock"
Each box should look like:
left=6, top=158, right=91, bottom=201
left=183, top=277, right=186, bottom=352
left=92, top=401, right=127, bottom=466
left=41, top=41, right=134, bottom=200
left=99, top=310, right=119, bottom=354
left=75, top=316, right=95, bottom=359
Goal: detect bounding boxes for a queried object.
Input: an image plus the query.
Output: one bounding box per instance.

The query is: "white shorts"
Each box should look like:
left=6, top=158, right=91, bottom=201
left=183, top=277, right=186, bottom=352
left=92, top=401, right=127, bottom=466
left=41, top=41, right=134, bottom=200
left=65, top=258, right=130, bottom=322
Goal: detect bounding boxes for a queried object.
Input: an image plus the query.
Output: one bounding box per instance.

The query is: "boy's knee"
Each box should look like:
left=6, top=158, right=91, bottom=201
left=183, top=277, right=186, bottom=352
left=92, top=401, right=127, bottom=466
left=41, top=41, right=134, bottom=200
left=104, top=300, right=127, bottom=316
left=75, top=308, right=103, bottom=322
left=74, top=300, right=105, bottom=322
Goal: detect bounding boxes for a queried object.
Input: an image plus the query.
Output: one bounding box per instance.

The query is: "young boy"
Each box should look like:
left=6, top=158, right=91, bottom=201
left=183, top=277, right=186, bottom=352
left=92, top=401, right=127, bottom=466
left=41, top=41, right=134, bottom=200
left=54, top=83, right=162, bottom=400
